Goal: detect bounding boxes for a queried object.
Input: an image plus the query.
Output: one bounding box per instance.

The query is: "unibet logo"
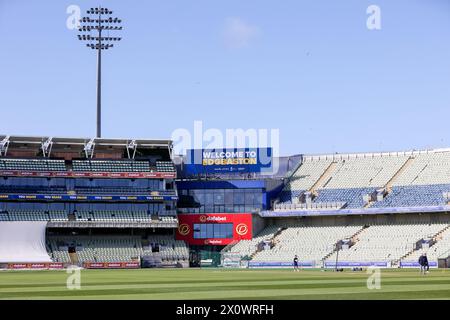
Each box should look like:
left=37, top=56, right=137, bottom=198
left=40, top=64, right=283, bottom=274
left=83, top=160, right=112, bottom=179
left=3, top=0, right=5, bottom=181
left=178, top=224, right=190, bottom=236
left=235, top=223, right=248, bottom=236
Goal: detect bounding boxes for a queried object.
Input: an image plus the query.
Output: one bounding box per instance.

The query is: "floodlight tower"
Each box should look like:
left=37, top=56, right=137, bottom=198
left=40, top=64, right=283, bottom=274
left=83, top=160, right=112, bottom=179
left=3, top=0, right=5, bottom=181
left=77, top=7, right=122, bottom=138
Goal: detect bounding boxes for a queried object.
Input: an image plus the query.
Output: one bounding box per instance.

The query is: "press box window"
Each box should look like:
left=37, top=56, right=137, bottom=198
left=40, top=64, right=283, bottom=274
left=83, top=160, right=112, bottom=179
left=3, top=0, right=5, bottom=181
left=193, top=223, right=233, bottom=239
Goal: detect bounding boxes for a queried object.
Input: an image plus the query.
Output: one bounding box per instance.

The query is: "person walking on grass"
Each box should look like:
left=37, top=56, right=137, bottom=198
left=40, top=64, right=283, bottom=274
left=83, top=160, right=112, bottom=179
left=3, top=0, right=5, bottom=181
left=418, top=253, right=429, bottom=275
left=293, top=255, right=300, bottom=272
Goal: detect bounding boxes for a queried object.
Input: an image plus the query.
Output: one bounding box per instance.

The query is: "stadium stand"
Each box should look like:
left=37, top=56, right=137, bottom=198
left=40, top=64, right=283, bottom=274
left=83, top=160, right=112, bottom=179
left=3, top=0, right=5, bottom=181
left=156, top=161, right=176, bottom=173
left=0, top=158, right=66, bottom=171
left=326, top=222, right=448, bottom=263
left=72, top=160, right=151, bottom=172
left=224, top=225, right=281, bottom=258
left=47, top=235, right=189, bottom=264
left=252, top=224, right=363, bottom=263
left=275, top=150, right=450, bottom=209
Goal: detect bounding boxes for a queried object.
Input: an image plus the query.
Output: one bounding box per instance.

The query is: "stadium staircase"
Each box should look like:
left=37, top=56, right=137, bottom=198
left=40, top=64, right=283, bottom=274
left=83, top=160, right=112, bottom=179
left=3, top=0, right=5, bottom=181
left=385, top=156, right=415, bottom=192
left=397, top=225, right=450, bottom=264
left=222, top=240, right=239, bottom=253
left=321, top=226, right=368, bottom=262
left=250, top=227, right=286, bottom=259
left=364, top=156, right=415, bottom=209
left=309, top=161, right=338, bottom=194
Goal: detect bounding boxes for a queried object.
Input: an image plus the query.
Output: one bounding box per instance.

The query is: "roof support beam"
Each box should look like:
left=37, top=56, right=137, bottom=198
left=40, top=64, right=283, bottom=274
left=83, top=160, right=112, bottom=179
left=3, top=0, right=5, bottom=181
left=127, top=140, right=137, bottom=159
left=84, top=138, right=96, bottom=158
left=0, top=136, right=10, bottom=156
left=41, top=137, right=53, bottom=158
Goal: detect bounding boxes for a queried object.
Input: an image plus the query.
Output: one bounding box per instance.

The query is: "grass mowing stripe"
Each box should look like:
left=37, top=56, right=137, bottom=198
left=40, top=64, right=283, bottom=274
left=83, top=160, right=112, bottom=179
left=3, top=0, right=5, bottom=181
left=0, top=269, right=449, bottom=300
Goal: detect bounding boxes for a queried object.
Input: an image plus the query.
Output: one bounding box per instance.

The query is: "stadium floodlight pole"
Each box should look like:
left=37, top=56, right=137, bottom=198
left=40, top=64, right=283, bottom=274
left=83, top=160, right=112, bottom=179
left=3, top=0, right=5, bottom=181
left=77, top=6, right=122, bottom=138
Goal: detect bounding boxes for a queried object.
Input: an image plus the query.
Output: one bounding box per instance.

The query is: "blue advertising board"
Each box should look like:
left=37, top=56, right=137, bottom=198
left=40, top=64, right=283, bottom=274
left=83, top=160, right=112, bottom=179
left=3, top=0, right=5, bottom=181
left=400, top=261, right=438, bottom=268
left=185, top=148, right=273, bottom=175
left=248, top=261, right=314, bottom=268
left=324, top=261, right=388, bottom=268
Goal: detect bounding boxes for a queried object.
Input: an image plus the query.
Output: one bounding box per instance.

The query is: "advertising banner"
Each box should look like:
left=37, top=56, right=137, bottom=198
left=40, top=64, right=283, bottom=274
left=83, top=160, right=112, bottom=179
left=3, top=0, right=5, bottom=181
left=4, top=194, right=177, bottom=202
left=0, top=170, right=176, bottom=179
left=83, top=262, right=140, bottom=269
left=248, top=261, right=315, bottom=268
left=176, top=213, right=252, bottom=246
left=7, top=262, right=64, bottom=270
left=185, top=148, right=273, bottom=175
left=324, top=261, right=388, bottom=268
left=400, top=261, right=438, bottom=268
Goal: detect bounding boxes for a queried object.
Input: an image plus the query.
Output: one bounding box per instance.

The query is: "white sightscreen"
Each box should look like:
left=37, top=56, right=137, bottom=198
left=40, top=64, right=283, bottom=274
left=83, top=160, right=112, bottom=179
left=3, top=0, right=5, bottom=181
left=0, top=222, right=51, bottom=263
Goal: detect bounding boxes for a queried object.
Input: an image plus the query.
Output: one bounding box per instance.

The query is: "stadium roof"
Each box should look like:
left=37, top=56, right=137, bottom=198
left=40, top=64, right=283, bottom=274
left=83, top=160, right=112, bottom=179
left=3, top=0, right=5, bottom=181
left=0, top=135, right=173, bottom=158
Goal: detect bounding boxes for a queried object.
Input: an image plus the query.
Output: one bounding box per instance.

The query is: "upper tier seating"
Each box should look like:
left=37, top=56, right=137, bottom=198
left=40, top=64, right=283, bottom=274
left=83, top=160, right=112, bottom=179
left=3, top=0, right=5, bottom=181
left=276, top=150, right=450, bottom=209
left=321, top=156, right=408, bottom=189
left=156, top=161, right=176, bottom=173
left=372, top=184, right=450, bottom=208
left=72, top=160, right=151, bottom=172
left=0, top=159, right=66, bottom=171
left=392, top=152, right=450, bottom=186
left=314, top=188, right=375, bottom=208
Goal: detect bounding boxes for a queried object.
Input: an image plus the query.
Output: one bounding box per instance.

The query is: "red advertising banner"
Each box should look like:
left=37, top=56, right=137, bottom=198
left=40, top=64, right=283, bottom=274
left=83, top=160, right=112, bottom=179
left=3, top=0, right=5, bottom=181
left=176, top=213, right=253, bottom=246
left=83, top=262, right=140, bottom=269
left=7, top=263, right=64, bottom=270
left=0, top=170, right=176, bottom=179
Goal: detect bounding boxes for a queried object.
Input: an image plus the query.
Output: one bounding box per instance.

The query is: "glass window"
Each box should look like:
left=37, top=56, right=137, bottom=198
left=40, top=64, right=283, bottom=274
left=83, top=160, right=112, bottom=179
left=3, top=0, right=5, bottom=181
left=193, top=223, right=233, bottom=239
left=213, top=190, right=225, bottom=205
left=204, top=190, right=214, bottom=205
left=244, top=191, right=254, bottom=205
left=224, top=190, right=233, bottom=205
left=233, top=191, right=245, bottom=205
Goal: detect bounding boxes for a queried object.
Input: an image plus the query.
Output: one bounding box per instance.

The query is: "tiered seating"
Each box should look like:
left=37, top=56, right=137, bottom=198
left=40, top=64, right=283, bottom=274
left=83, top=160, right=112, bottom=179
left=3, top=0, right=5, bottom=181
left=132, top=211, right=151, bottom=221
left=75, top=187, right=150, bottom=194
left=159, top=216, right=178, bottom=223
left=326, top=223, right=448, bottom=263
left=48, top=211, right=68, bottom=221
left=226, top=225, right=280, bottom=258
left=0, top=186, right=67, bottom=194
left=7, top=210, right=48, bottom=221
left=48, top=238, right=71, bottom=263
left=392, top=152, right=450, bottom=186
left=147, top=235, right=189, bottom=261
left=156, top=161, right=176, bottom=173
left=276, top=154, right=410, bottom=208
left=274, top=202, right=346, bottom=211
left=278, top=158, right=332, bottom=203
left=72, top=160, right=150, bottom=172
left=0, top=211, right=8, bottom=221
left=47, top=235, right=190, bottom=263
left=322, top=156, right=408, bottom=189
left=0, top=210, right=173, bottom=223
left=92, top=211, right=135, bottom=222
left=74, top=211, right=93, bottom=221
left=314, top=188, right=375, bottom=208
left=373, top=184, right=450, bottom=208
left=252, top=224, right=362, bottom=263
left=0, top=159, right=66, bottom=171
left=407, top=227, right=450, bottom=262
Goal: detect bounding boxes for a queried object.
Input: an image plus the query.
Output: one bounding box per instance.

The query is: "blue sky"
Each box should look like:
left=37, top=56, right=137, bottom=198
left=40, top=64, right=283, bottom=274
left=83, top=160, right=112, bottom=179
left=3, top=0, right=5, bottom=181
left=0, top=0, right=449, bottom=156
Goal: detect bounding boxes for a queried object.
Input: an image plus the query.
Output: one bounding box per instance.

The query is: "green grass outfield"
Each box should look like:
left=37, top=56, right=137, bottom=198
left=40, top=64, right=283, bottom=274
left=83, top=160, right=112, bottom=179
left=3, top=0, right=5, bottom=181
left=0, top=268, right=449, bottom=300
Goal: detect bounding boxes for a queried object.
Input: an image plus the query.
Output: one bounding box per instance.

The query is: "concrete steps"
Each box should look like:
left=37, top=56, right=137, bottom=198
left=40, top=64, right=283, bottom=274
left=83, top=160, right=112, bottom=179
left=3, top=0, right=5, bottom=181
left=385, top=156, right=415, bottom=192
left=309, top=161, right=338, bottom=194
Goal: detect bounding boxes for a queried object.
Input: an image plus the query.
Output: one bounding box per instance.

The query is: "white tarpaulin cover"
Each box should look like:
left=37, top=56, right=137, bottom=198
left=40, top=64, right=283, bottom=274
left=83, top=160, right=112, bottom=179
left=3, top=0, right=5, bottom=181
left=0, top=221, right=51, bottom=263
